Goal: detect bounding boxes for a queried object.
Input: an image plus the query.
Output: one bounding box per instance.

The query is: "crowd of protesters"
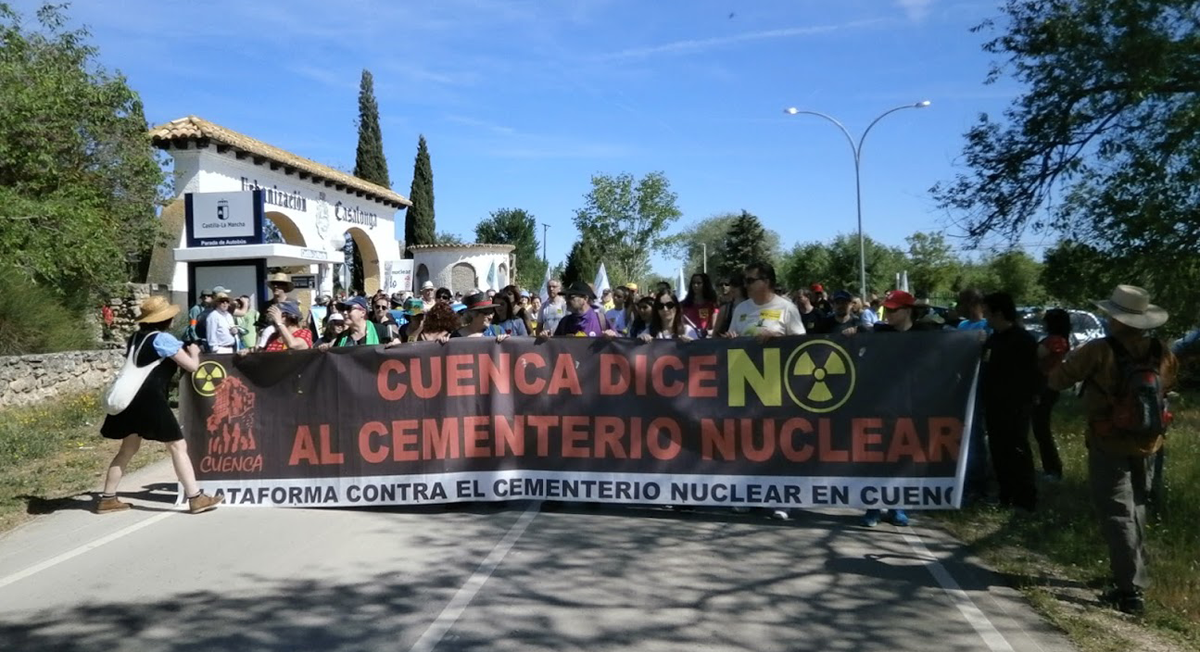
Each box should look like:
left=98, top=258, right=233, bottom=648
left=169, top=265, right=1180, bottom=616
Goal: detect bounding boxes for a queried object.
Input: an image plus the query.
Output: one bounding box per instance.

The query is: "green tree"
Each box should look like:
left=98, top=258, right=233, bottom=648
left=572, top=171, right=682, bottom=282
left=1040, top=240, right=1121, bottom=307
left=561, top=235, right=602, bottom=289
left=667, top=212, right=780, bottom=280
left=353, top=69, right=390, bottom=187
left=779, top=242, right=833, bottom=293
left=404, top=135, right=435, bottom=257
left=717, top=211, right=774, bottom=282
left=779, top=235, right=906, bottom=295
left=433, top=230, right=465, bottom=245
left=905, top=231, right=959, bottom=299
left=986, top=249, right=1045, bottom=304
left=0, top=3, right=165, bottom=304
left=932, top=0, right=1200, bottom=324
left=475, top=208, right=546, bottom=287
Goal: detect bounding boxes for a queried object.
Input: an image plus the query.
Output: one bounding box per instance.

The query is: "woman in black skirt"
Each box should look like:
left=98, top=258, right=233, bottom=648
left=97, top=296, right=223, bottom=515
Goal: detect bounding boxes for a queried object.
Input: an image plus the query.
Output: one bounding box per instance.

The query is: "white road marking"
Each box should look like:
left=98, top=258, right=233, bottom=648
left=0, top=512, right=175, bottom=590
left=903, top=530, right=1015, bottom=652
left=408, top=503, right=540, bottom=652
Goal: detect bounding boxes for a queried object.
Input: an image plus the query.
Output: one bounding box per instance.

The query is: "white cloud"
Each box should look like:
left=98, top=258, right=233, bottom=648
left=896, top=0, right=936, bottom=22
left=443, top=115, right=517, bottom=136
left=595, top=19, right=885, bottom=62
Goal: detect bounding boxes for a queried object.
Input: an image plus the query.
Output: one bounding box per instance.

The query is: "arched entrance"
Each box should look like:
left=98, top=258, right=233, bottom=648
left=345, top=227, right=380, bottom=294
left=451, top=263, right=476, bottom=294
left=416, top=264, right=430, bottom=289
left=264, top=211, right=306, bottom=246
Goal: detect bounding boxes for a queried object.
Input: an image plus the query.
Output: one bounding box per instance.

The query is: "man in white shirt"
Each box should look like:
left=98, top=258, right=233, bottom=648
left=540, top=278, right=568, bottom=335
left=205, top=292, right=240, bottom=353
left=725, top=260, right=804, bottom=521
left=727, top=261, right=806, bottom=340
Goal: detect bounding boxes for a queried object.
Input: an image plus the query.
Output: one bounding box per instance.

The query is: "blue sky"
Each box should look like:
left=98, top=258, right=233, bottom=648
left=24, top=0, right=1027, bottom=277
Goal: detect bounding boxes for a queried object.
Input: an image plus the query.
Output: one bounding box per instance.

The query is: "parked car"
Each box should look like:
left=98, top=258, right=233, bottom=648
left=1022, top=308, right=1107, bottom=348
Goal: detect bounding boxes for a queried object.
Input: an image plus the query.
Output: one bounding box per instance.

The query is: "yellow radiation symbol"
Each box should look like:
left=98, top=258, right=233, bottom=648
left=785, top=340, right=856, bottom=413
left=192, top=360, right=227, bottom=397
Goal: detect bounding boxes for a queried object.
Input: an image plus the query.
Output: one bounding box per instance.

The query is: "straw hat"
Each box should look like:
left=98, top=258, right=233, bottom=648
left=137, top=296, right=181, bottom=324
left=1094, top=285, right=1168, bottom=330
left=267, top=272, right=294, bottom=291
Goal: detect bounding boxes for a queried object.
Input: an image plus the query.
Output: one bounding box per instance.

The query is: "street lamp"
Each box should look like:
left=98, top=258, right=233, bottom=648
left=783, top=101, right=930, bottom=297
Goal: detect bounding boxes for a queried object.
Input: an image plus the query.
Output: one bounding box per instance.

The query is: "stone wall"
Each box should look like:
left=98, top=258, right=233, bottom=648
left=98, top=283, right=173, bottom=348
left=0, top=349, right=124, bottom=408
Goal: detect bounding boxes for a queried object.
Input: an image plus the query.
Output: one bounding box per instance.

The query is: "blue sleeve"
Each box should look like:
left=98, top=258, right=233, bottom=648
left=153, top=332, right=184, bottom=359
left=517, top=319, right=528, bottom=336
left=1172, top=328, right=1200, bottom=356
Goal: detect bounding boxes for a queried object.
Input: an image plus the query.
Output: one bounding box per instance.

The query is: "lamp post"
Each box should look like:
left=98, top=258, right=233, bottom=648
left=541, top=222, right=550, bottom=264
left=784, top=101, right=930, bottom=297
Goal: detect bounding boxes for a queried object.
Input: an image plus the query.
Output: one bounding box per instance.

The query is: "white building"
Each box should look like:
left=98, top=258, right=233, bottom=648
left=410, top=244, right=516, bottom=295
left=146, top=116, right=411, bottom=307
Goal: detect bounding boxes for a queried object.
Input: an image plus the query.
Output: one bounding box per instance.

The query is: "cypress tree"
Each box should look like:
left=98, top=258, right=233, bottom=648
left=719, top=210, right=770, bottom=282
left=353, top=69, right=390, bottom=187
left=405, top=135, right=435, bottom=258
left=562, top=234, right=602, bottom=288
left=350, top=69, right=389, bottom=290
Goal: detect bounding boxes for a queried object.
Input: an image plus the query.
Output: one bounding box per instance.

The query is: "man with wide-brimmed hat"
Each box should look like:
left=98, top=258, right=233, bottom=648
left=254, top=272, right=294, bottom=331
left=204, top=292, right=241, bottom=354
left=545, top=281, right=604, bottom=338
left=1049, top=285, right=1178, bottom=615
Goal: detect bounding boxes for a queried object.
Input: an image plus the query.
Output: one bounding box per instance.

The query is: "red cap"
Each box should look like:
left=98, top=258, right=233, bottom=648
left=882, top=290, right=915, bottom=310
left=811, top=283, right=824, bottom=293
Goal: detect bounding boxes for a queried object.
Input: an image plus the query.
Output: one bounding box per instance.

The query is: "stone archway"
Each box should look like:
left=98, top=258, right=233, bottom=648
left=416, top=264, right=430, bottom=289
left=264, top=210, right=306, bottom=246
left=451, top=262, right=476, bottom=294
left=345, top=227, right=380, bottom=294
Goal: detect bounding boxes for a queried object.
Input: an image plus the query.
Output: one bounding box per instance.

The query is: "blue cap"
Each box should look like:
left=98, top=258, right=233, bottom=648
left=278, top=301, right=301, bottom=318
left=339, top=296, right=369, bottom=312
left=450, top=302, right=467, bottom=313
left=832, top=290, right=853, bottom=302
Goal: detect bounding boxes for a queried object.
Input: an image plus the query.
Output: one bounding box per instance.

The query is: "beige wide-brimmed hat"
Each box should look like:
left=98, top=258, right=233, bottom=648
left=1093, top=285, right=1168, bottom=330
left=136, top=296, right=181, bottom=324
left=267, top=272, right=294, bottom=291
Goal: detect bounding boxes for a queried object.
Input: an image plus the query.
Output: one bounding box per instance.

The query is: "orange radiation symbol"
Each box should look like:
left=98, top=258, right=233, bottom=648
left=785, top=341, right=856, bottom=413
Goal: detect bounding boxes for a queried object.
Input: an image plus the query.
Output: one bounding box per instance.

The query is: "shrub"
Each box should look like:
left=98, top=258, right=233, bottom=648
left=0, top=269, right=96, bottom=355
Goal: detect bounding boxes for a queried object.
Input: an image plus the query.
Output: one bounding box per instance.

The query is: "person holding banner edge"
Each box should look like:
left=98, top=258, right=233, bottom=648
left=726, top=261, right=804, bottom=520
left=96, top=296, right=223, bottom=515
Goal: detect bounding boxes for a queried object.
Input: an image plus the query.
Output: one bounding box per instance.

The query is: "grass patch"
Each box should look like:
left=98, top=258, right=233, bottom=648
left=0, top=392, right=167, bottom=533
left=932, top=392, right=1200, bottom=651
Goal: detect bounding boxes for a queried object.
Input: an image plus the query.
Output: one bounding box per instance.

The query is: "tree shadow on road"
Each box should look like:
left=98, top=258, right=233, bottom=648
left=0, top=503, right=1068, bottom=652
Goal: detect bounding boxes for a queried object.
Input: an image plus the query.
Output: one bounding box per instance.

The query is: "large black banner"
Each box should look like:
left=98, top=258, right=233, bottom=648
left=181, top=333, right=980, bottom=509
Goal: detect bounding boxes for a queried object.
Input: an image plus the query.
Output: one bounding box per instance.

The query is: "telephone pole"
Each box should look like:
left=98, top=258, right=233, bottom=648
left=541, top=223, right=550, bottom=264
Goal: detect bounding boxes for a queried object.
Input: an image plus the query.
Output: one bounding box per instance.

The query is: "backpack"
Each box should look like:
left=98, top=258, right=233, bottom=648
left=193, top=307, right=214, bottom=341
left=1104, top=337, right=1171, bottom=448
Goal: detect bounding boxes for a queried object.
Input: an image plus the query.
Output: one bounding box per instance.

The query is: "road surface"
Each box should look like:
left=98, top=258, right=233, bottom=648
left=0, top=460, right=1074, bottom=651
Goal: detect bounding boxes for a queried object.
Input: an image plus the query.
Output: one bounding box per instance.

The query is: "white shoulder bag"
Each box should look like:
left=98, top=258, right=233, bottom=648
left=102, top=334, right=164, bottom=415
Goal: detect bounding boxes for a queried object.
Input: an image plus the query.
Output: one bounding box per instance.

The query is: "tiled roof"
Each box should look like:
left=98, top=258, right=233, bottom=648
left=149, top=116, right=411, bottom=208
left=409, top=243, right=515, bottom=251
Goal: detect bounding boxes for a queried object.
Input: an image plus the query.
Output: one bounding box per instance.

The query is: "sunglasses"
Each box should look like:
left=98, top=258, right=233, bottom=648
left=375, top=304, right=389, bottom=310
left=657, top=302, right=678, bottom=310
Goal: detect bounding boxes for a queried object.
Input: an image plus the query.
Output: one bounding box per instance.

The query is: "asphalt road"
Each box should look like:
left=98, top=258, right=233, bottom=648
left=0, top=460, right=1075, bottom=652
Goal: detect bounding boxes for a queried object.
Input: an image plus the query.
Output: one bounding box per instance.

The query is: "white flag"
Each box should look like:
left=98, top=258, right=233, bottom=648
left=539, top=265, right=552, bottom=304
left=593, top=263, right=611, bottom=296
